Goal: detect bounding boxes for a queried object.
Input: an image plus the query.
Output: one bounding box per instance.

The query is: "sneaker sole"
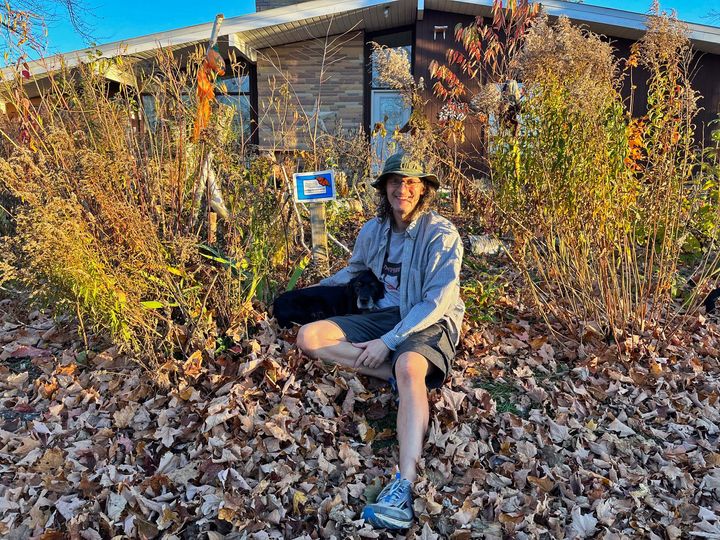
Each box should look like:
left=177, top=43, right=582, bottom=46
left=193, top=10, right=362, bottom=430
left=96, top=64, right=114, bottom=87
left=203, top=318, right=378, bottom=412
left=362, top=507, right=412, bottom=530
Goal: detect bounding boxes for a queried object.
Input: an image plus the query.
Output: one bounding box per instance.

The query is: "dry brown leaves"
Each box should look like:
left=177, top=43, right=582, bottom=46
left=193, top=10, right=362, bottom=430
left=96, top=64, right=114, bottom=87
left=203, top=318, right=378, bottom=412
left=1, top=296, right=719, bottom=539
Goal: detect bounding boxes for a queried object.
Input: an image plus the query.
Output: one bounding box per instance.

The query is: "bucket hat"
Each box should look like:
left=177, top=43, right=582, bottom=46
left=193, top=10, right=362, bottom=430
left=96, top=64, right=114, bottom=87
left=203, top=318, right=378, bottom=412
left=371, top=152, right=440, bottom=189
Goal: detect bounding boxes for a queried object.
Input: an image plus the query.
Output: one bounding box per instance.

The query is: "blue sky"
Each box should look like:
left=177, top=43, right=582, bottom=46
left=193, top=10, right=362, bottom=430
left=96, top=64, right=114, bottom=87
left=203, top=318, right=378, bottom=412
left=42, top=0, right=719, bottom=56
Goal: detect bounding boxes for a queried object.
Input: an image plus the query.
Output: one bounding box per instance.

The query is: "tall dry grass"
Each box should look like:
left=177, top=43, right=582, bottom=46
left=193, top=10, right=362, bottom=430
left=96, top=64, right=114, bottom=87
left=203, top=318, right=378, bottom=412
left=0, top=26, right=381, bottom=373
left=489, top=11, right=717, bottom=343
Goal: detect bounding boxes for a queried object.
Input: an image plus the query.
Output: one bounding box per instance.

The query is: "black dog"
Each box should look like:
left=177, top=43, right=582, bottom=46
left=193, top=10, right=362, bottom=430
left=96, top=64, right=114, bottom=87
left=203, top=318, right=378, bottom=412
left=273, top=270, right=384, bottom=329
left=704, top=287, right=720, bottom=314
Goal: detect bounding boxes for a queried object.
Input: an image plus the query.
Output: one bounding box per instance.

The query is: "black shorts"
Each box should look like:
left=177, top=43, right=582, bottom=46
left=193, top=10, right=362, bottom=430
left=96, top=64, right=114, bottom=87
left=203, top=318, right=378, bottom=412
left=327, top=307, right=455, bottom=389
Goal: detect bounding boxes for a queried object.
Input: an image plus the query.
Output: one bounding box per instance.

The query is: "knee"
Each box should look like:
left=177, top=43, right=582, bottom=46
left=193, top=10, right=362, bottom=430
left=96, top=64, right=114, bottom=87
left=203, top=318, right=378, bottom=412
left=296, top=323, right=320, bottom=355
left=394, top=352, right=429, bottom=386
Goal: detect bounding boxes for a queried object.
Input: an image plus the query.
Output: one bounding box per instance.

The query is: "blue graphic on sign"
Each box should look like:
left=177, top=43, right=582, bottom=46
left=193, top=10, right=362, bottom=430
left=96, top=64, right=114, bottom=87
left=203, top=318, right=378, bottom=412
left=293, top=170, right=336, bottom=203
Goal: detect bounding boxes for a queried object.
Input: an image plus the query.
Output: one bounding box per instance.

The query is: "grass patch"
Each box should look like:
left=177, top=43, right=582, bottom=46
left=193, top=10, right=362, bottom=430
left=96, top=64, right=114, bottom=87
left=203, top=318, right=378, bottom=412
left=477, top=380, right=522, bottom=416
left=533, top=362, right=570, bottom=382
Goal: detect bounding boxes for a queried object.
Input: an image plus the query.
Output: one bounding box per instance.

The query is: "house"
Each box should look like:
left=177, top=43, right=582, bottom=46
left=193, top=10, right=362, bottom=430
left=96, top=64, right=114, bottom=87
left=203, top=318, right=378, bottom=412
left=5, top=0, right=720, bottom=155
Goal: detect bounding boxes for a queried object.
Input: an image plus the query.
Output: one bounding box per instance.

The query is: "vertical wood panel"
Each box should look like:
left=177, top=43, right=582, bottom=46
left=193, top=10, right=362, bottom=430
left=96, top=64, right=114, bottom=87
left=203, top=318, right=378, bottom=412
left=415, top=9, right=486, bottom=164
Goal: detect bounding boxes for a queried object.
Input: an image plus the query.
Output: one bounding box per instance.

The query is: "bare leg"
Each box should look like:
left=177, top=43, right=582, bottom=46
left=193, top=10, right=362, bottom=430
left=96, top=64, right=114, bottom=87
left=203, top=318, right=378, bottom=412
left=297, top=320, right=393, bottom=380
left=394, top=352, right=430, bottom=482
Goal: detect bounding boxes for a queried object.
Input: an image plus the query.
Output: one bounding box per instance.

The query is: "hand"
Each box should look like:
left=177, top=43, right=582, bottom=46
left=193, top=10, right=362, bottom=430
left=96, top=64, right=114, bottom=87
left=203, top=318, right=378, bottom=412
left=352, top=338, right=390, bottom=370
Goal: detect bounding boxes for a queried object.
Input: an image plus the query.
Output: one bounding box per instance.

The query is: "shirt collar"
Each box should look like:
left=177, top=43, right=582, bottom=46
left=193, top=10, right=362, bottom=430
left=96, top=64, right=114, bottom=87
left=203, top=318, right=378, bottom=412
left=384, top=213, right=423, bottom=239
left=405, top=215, right=421, bottom=239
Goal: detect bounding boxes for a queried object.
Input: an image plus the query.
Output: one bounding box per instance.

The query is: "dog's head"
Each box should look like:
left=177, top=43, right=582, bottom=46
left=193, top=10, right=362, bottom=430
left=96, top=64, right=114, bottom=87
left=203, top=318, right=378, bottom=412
left=350, top=270, right=384, bottom=311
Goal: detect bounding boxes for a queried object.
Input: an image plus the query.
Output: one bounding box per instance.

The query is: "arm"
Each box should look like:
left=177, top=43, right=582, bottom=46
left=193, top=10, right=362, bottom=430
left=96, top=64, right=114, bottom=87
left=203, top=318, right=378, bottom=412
left=317, top=220, right=375, bottom=286
left=381, top=228, right=463, bottom=350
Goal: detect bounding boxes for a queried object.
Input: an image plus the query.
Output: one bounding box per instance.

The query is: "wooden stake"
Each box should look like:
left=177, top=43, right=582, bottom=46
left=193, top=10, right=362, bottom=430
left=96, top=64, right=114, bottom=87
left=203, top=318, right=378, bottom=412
left=208, top=211, right=217, bottom=244
left=309, top=203, right=329, bottom=276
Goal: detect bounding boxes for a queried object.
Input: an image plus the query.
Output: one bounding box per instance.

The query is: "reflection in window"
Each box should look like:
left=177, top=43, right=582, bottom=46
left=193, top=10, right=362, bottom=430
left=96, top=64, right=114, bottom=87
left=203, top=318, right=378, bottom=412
left=216, top=74, right=252, bottom=141
left=141, top=95, right=158, bottom=132
left=140, top=73, right=252, bottom=141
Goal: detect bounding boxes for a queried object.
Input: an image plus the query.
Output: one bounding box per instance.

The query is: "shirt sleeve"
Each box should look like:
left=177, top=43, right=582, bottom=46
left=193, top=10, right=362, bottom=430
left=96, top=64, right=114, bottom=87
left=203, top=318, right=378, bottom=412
left=380, top=226, right=463, bottom=350
left=317, top=220, right=374, bottom=286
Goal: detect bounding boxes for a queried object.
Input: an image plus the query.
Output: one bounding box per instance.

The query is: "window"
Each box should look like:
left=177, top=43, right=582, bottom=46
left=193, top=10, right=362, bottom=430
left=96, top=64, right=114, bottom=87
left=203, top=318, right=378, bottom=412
left=140, top=71, right=254, bottom=143
left=216, top=73, right=252, bottom=141
left=367, top=30, right=413, bottom=171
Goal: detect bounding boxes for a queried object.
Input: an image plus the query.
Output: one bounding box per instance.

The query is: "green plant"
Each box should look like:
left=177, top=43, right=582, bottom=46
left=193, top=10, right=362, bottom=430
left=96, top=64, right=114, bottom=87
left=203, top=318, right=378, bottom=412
left=0, top=50, right=293, bottom=368
left=461, top=257, right=506, bottom=323
left=430, top=0, right=539, bottom=112
left=488, top=10, right=710, bottom=344
left=0, top=24, right=392, bottom=372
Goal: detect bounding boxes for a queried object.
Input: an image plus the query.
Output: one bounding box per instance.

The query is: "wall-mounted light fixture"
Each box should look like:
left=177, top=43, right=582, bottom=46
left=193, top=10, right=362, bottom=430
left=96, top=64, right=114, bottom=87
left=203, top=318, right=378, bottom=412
left=433, top=25, right=448, bottom=40
left=384, top=6, right=390, bottom=18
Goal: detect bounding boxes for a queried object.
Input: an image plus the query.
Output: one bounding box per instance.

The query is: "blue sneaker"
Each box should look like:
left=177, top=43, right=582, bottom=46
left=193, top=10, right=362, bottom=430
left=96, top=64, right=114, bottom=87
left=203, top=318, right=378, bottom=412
left=361, top=473, right=414, bottom=530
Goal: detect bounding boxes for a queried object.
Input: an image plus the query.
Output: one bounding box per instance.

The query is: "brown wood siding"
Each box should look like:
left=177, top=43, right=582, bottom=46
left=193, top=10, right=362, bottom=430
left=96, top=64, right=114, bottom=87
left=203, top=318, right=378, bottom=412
left=610, top=36, right=720, bottom=146
left=414, top=14, right=720, bottom=156
left=415, top=9, right=483, bottom=157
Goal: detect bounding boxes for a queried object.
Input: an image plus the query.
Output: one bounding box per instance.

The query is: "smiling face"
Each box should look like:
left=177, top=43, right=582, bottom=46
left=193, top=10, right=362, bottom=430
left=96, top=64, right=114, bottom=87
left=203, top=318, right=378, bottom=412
left=385, top=174, right=426, bottom=224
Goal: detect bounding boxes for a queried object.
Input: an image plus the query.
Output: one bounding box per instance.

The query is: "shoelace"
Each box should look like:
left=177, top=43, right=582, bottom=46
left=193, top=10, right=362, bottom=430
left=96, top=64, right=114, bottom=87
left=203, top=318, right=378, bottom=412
left=378, top=473, right=408, bottom=504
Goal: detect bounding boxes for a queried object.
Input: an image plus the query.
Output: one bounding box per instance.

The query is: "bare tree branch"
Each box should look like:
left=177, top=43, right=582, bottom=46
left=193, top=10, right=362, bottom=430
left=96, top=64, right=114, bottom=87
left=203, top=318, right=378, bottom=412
left=1, top=0, right=93, bottom=57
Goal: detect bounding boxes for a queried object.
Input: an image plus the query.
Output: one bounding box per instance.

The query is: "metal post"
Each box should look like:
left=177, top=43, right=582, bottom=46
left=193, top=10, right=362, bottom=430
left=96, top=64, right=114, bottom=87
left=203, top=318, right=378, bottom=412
left=308, top=203, right=329, bottom=276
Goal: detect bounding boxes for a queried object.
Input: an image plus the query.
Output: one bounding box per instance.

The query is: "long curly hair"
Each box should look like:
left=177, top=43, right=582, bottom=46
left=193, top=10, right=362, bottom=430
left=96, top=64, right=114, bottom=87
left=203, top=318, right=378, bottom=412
left=375, top=175, right=438, bottom=223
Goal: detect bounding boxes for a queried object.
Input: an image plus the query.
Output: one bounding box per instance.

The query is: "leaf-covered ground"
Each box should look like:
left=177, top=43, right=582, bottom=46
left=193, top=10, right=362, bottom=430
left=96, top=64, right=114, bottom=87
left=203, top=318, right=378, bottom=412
left=1, top=275, right=720, bottom=539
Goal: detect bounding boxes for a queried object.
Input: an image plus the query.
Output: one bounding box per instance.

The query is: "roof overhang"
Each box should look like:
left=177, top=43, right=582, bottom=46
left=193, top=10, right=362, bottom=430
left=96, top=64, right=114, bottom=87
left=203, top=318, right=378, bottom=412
left=4, top=0, right=413, bottom=85
left=229, top=0, right=415, bottom=56
left=3, top=0, right=719, bottom=93
left=427, top=0, right=720, bottom=55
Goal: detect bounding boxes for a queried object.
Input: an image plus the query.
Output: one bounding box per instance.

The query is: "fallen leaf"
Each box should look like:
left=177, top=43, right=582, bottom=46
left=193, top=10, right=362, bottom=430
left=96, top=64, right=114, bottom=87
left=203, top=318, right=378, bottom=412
left=293, top=491, right=307, bottom=515
left=608, top=418, right=635, bottom=437
left=182, top=350, right=204, bottom=379
left=106, top=492, right=127, bottom=521
left=570, top=506, right=598, bottom=538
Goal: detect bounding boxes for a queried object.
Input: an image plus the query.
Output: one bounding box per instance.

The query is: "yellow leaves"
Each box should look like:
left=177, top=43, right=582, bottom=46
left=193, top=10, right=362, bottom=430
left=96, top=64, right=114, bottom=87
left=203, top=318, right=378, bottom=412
left=627, top=51, right=639, bottom=68
left=625, top=117, right=647, bottom=172
left=292, top=491, right=307, bottom=515
left=218, top=506, right=236, bottom=523
left=182, top=350, right=204, bottom=379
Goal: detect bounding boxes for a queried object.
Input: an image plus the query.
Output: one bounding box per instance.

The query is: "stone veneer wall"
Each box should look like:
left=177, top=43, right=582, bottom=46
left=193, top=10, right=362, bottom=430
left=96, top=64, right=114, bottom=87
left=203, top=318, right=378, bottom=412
left=256, top=32, right=365, bottom=150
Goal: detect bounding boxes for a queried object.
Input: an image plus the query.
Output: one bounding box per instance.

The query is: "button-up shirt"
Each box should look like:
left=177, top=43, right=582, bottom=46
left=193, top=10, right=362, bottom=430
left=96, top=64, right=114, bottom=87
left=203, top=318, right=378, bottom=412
left=319, top=211, right=465, bottom=350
